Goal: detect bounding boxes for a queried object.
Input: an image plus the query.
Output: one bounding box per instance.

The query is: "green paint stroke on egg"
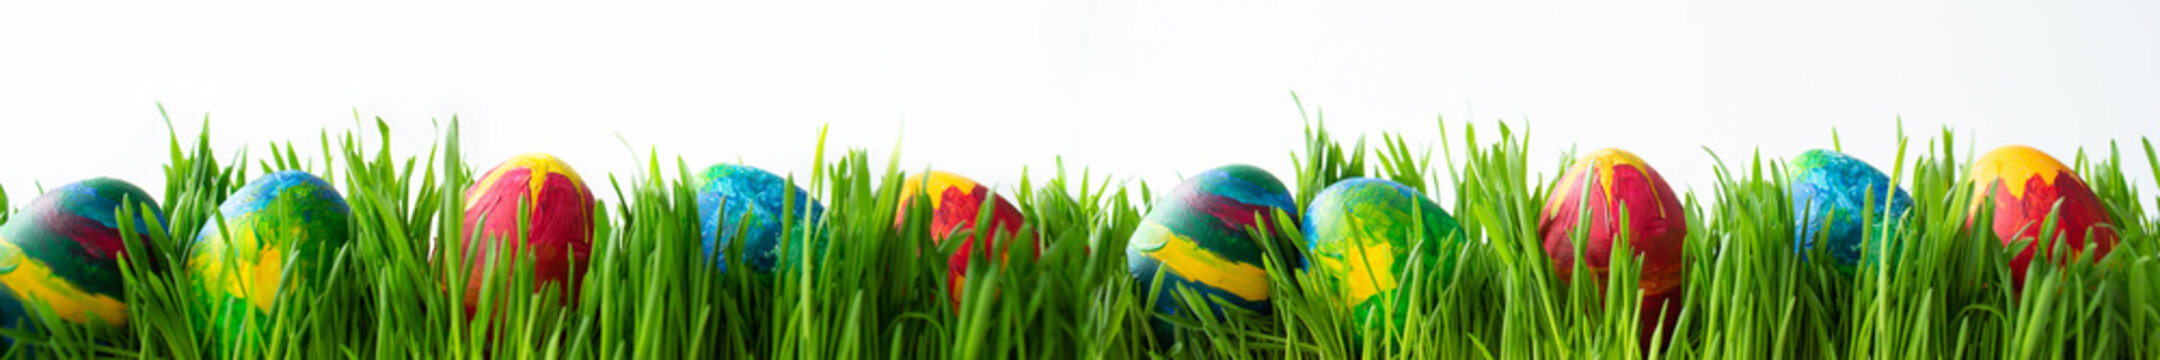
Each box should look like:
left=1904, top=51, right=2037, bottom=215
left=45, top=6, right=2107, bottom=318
left=1302, top=178, right=1462, bottom=332
left=0, top=177, right=165, bottom=327
left=189, top=170, right=351, bottom=347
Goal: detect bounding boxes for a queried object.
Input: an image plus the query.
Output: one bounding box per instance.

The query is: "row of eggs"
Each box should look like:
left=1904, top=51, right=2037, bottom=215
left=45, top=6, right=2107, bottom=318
left=0, top=144, right=2121, bottom=342
left=0, top=153, right=1036, bottom=339
left=1128, top=145, right=2119, bottom=342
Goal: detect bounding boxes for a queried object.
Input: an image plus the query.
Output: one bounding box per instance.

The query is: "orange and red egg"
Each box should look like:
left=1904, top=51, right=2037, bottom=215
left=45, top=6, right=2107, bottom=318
left=1538, top=148, right=1687, bottom=347
left=1966, top=145, right=2116, bottom=287
left=894, top=171, right=1031, bottom=310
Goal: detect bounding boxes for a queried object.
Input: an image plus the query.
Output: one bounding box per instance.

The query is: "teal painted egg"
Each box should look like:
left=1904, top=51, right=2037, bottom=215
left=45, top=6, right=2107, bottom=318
left=1126, top=165, right=1297, bottom=323
left=1789, top=149, right=1911, bottom=272
left=1302, top=178, right=1461, bottom=332
left=0, top=178, right=166, bottom=328
left=188, top=170, right=351, bottom=348
left=695, top=164, right=825, bottom=273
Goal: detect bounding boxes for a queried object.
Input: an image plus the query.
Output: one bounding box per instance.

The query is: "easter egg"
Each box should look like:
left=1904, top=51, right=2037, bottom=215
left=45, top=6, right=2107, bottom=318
left=894, top=171, right=1028, bottom=309
left=1966, top=145, right=2116, bottom=286
left=1789, top=149, right=1913, bottom=271
left=189, top=170, right=350, bottom=346
left=1302, top=177, right=1461, bottom=331
left=0, top=178, right=166, bottom=327
left=0, top=286, right=25, bottom=343
left=1127, top=165, right=1296, bottom=320
left=461, top=153, right=596, bottom=315
left=696, top=164, right=825, bottom=273
left=1538, top=149, right=1686, bottom=345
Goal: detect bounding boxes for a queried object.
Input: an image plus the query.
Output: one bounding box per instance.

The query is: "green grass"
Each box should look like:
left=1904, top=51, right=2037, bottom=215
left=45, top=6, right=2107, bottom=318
left=0, top=102, right=2155, bottom=359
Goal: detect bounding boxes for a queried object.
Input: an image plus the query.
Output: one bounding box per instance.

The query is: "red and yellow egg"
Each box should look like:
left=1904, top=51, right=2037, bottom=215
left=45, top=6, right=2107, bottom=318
left=1538, top=148, right=1687, bottom=346
left=1966, top=145, right=2117, bottom=286
left=894, top=171, right=1030, bottom=310
left=460, top=153, right=597, bottom=316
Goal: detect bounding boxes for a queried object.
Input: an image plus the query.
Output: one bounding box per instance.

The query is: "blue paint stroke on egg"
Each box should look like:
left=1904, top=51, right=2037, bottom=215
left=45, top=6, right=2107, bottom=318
left=696, top=164, right=825, bottom=272
left=1790, top=149, right=1912, bottom=269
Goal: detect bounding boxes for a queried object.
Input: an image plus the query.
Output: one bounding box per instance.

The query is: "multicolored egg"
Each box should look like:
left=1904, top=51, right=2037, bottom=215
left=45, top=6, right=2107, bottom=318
left=1789, top=149, right=1912, bottom=271
left=1127, top=165, right=1296, bottom=319
left=1538, top=149, right=1686, bottom=344
left=1302, top=177, right=1461, bottom=331
left=0, top=286, right=26, bottom=344
left=0, top=178, right=166, bottom=327
left=894, top=171, right=1028, bottom=309
left=1966, top=145, right=2116, bottom=286
left=189, top=170, right=350, bottom=345
left=696, top=164, right=825, bottom=273
left=461, top=153, right=596, bottom=315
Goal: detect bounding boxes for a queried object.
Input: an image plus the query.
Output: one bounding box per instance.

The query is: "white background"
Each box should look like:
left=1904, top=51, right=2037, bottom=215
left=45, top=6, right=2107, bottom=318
left=3, top=1, right=2157, bottom=209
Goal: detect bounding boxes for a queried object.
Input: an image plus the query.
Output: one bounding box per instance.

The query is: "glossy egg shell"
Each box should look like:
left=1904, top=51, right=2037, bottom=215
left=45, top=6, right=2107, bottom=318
left=894, top=171, right=1029, bottom=310
left=0, top=178, right=165, bottom=327
left=1538, top=148, right=1687, bottom=345
left=1967, top=145, right=2116, bottom=287
left=1127, top=164, right=1297, bottom=319
left=696, top=164, right=825, bottom=273
left=1302, top=177, right=1461, bottom=332
left=461, top=153, right=596, bottom=316
left=1789, top=149, right=1912, bottom=271
left=190, top=171, right=351, bottom=345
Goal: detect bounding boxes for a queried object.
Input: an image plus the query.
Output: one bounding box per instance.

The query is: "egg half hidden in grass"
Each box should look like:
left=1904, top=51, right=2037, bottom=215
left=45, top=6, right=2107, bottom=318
left=696, top=164, right=825, bottom=273
left=461, top=153, right=596, bottom=316
left=1127, top=164, right=1297, bottom=325
left=1788, top=149, right=1913, bottom=272
left=0, top=178, right=166, bottom=328
left=894, top=170, right=1029, bottom=310
left=189, top=170, right=351, bottom=347
left=1966, top=145, right=2117, bottom=287
left=1302, top=177, right=1462, bottom=334
left=1538, top=148, right=1687, bottom=348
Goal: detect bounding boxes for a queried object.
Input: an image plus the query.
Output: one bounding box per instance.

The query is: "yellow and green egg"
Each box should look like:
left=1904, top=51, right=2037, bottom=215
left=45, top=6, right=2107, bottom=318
left=1302, top=177, right=1461, bottom=333
left=188, top=170, right=350, bottom=346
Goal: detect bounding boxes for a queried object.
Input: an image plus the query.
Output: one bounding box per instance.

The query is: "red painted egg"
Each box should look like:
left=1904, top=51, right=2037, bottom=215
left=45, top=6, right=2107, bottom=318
left=894, top=171, right=1030, bottom=310
left=1966, top=145, right=2116, bottom=287
left=1538, top=148, right=1687, bottom=346
left=461, top=153, right=596, bottom=316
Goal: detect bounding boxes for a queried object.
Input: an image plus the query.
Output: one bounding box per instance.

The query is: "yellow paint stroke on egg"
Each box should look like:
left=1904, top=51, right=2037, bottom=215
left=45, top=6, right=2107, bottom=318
left=1133, top=222, right=1269, bottom=302
left=899, top=171, right=984, bottom=210
left=192, top=221, right=292, bottom=312
left=0, top=242, right=126, bottom=327
left=1316, top=240, right=1396, bottom=306
left=466, top=153, right=587, bottom=210
left=1548, top=149, right=1667, bottom=217
left=1546, top=159, right=1592, bottom=218
left=1968, top=145, right=2077, bottom=210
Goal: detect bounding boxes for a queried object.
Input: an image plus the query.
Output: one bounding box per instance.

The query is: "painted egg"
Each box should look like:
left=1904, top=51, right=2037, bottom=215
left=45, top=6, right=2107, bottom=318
left=1966, top=145, right=2116, bottom=287
left=0, top=178, right=166, bottom=327
left=894, top=170, right=1028, bottom=310
left=189, top=170, right=350, bottom=344
left=1126, top=164, right=1297, bottom=320
left=1538, top=148, right=1686, bottom=344
left=461, top=153, right=596, bottom=315
left=1302, top=177, right=1461, bottom=331
left=0, top=286, right=25, bottom=344
left=696, top=164, right=825, bottom=273
left=1789, top=149, right=1913, bottom=271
